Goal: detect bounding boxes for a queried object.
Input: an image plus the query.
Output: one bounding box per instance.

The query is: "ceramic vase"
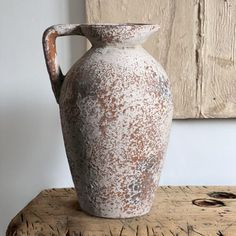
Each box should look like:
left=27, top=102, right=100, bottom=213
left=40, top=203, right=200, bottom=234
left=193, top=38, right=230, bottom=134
left=43, top=23, right=173, bottom=218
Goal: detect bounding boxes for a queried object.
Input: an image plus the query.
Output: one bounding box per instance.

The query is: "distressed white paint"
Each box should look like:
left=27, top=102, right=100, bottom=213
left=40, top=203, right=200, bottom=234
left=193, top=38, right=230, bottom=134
left=58, top=24, right=173, bottom=217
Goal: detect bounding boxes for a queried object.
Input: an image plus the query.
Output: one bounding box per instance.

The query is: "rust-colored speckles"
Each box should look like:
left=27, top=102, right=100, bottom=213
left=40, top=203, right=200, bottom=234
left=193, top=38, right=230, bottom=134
left=43, top=28, right=63, bottom=103
left=48, top=23, right=173, bottom=218
left=44, top=31, right=58, bottom=76
left=97, top=89, right=119, bottom=137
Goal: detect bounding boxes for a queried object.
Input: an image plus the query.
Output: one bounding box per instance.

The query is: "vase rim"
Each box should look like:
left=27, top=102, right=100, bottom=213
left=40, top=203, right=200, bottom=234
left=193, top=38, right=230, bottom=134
left=80, top=23, right=160, bottom=28
left=79, top=23, right=160, bottom=46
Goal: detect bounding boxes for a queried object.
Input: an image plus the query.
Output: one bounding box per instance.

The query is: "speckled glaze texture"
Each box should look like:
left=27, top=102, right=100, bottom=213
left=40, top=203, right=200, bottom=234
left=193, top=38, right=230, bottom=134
left=43, top=24, right=173, bottom=218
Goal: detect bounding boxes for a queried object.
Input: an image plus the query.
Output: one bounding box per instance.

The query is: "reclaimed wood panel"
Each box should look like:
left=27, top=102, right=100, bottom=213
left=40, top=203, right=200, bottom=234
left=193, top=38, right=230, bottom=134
left=86, top=0, right=199, bottom=119
left=200, top=0, right=236, bottom=118
left=85, top=0, right=236, bottom=119
left=7, top=187, right=236, bottom=235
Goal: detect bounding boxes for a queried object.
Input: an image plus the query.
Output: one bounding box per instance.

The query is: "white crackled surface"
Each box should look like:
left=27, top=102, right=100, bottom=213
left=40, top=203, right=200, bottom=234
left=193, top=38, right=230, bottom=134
left=59, top=24, right=173, bottom=218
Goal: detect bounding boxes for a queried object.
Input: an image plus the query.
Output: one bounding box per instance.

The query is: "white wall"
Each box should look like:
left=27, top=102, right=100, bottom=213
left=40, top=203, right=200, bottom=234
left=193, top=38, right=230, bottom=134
left=0, top=1, right=85, bottom=234
left=162, top=120, right=236, bottom=186
left=0, top=0, right=236, bottom=234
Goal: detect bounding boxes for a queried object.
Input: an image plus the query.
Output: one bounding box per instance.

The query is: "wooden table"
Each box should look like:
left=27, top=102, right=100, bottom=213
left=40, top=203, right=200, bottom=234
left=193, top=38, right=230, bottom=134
left=6, top=186, right=236, bottom=235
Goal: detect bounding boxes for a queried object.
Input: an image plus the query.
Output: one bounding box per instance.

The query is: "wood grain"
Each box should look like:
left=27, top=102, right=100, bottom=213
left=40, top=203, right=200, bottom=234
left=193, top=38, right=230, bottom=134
left=85, top=0, right=236, bottom=119
left=200, top=0, right=236, bottom=118
left=86, top=0, right=199, bottom=119
left=6, top=186, right=236, bottom=235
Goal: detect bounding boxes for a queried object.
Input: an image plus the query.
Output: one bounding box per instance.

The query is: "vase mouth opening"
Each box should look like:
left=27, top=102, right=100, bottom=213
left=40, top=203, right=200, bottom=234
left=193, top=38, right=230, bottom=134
left=80, top=23, right=159, bottom=27
left=80, top=23, right=160, bottom=46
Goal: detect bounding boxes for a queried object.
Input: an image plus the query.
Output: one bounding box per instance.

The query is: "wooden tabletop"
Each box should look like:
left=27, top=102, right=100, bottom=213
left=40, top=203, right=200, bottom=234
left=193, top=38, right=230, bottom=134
left=6, top=186, right=236, bottom=236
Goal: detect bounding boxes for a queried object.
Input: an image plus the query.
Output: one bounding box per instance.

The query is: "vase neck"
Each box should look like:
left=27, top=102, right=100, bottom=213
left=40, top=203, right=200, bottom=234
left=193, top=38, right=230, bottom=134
left=80, top=23, right=159, bottom=46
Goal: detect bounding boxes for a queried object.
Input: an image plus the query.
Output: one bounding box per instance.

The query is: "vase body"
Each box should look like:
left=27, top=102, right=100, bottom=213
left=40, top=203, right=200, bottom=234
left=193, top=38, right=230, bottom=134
left=43, top=24, right=173, bottom=218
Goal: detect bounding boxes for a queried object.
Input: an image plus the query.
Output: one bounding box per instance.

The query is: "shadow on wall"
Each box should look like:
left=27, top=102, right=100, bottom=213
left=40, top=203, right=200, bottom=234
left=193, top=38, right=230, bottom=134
left=68, top=0, right=87, bottom=67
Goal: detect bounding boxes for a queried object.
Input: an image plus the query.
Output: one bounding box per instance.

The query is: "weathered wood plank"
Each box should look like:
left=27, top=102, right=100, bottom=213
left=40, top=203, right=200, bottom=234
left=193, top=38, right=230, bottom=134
left=6, top=186, right=236, bottom=235
left=86, top=0, right=236, bottom=119
left=200, top=0, right=236, bottom=118
left=86, top=0, right=199, bottom=119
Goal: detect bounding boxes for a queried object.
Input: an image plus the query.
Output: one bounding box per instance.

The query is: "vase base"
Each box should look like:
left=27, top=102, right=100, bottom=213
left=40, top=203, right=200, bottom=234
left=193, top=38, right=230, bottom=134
left=79, top=204, right=152, bottom=219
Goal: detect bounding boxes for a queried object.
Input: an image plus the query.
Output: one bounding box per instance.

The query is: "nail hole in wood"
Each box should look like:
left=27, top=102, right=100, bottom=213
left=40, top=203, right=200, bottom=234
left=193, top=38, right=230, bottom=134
left=192, top=198, right=225, bottom=207
left=207, top=192, right=236, bottom=199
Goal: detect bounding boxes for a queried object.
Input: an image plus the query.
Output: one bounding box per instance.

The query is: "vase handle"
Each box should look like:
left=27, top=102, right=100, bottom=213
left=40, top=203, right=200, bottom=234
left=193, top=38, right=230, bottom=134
left=42, top=24, right=84, bottom=103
